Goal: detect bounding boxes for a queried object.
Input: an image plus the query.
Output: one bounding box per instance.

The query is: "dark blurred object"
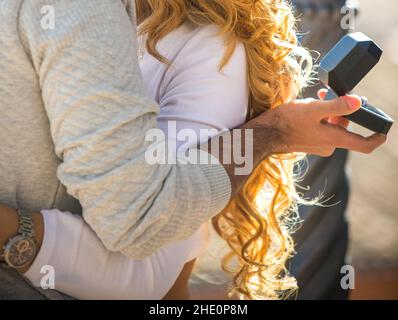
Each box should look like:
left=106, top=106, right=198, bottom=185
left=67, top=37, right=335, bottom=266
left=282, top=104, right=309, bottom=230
left=289, top=0, right=359, bottom=300
left=320, top=32, right=393, bottom=134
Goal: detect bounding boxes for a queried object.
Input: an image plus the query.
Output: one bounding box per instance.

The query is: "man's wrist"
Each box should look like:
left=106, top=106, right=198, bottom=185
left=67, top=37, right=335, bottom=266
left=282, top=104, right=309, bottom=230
left=0, top=205, right=19, bottom=259
left=0, top=206, right=44, bottom=273
left=200, top=109, right=283, bottom=195
left=241, top=120, right=279, bottom=161
left=20, top=212, right=44, bottom=273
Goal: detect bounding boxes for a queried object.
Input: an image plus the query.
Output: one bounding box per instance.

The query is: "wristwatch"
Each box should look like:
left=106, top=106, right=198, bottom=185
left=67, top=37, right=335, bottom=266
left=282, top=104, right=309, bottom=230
left=1, top=209, right=37, bottom=269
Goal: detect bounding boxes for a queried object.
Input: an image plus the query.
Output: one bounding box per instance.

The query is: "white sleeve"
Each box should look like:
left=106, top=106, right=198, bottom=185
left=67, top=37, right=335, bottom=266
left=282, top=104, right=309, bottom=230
left=25, top=210, right=208, bottom=300
left=24, top=27, right=248, bottom=300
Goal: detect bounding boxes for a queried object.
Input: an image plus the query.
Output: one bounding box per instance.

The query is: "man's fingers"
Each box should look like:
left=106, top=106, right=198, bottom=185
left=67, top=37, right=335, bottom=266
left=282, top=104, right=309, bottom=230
left=327, top=116, right=350, bottom=128
left=310, top=94, right=362, bottom=118
left=332, top=127, right=387, bottom=153
left=317, top=90, right=349, bottom=128
left=317, top=89, right=328, bottom=100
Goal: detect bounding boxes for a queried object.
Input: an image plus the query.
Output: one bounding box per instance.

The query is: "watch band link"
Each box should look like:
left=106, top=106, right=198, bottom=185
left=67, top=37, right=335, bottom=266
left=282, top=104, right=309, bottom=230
left=17, top=209, right=35, bottom=238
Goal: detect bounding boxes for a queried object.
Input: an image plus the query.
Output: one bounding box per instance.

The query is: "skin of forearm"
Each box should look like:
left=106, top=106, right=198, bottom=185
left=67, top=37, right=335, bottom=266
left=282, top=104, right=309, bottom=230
left=202, top=112, right=283, bottom=195
left=0, top=204, right=44, bottom=273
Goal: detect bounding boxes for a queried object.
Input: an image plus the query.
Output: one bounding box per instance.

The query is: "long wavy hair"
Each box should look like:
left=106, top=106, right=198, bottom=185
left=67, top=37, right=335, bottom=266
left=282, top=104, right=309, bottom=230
left=135, top=0, right=313, bottom=300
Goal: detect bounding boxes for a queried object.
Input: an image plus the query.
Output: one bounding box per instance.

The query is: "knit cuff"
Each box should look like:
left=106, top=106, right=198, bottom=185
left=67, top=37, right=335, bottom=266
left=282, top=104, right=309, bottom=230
left=197, top=155, right=232, bottom=216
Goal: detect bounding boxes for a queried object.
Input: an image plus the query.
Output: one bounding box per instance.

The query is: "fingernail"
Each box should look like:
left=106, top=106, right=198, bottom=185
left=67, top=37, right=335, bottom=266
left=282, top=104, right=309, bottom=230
left=343, top=96, right=362, bottom=110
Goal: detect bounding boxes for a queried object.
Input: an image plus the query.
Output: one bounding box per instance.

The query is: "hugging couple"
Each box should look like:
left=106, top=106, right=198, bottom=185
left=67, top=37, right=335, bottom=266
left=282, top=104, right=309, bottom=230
left=0, top=0, right=385, bottom=300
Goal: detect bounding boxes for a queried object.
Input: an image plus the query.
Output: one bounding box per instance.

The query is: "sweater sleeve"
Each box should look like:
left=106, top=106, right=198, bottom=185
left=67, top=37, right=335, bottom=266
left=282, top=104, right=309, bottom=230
left=17, top=0, right=231, bottom=259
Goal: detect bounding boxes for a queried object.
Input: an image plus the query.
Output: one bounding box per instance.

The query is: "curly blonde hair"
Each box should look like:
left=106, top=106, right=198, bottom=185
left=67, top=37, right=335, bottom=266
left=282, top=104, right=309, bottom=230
left=136, top=0, right=313, bottom=300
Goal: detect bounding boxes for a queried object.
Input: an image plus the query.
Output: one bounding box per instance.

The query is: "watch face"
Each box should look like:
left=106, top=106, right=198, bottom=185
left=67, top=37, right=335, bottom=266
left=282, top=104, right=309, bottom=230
left=4, top=235, right=36, bottom=269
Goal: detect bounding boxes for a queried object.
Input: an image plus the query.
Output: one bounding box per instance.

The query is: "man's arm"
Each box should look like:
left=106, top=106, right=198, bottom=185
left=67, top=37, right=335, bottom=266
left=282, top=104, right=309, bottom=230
left=204, top=93, right=386, bottom=195
left=13, top=0, right=385, bottom=262
left=17, top=0, right=231, bottom=259
left=0, top=93, right=386, bottom=273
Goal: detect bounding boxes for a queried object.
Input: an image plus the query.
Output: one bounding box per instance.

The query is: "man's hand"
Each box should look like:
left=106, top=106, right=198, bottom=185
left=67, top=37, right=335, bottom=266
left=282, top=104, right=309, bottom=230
left=217, top=89, right=387, bottom=195
left=256, top=90, right=386, bottom=157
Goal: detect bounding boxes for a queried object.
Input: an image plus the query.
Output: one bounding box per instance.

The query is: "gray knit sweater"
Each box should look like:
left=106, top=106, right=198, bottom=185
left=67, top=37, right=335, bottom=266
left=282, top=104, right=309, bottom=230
left=0, top=0, right=231, bottom=258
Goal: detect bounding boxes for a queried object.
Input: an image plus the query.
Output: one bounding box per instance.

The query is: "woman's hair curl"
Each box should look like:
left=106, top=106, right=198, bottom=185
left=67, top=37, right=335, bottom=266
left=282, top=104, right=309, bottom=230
left=136, top=0, right=313, bottom=300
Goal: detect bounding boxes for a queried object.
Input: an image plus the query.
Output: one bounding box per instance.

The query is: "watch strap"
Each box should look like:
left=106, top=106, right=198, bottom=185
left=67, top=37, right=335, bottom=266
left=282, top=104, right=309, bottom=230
left=17, top=208, right=35, bottom=238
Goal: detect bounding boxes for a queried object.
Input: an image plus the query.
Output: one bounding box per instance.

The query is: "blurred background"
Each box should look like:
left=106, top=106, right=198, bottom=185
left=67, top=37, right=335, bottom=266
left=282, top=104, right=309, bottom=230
left=345, top=0, right=398, bottom=300
left=190, top=0, right=398, bottom=300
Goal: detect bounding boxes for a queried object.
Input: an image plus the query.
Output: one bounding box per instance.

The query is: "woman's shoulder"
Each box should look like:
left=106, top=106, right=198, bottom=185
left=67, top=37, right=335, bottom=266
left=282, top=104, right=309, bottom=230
left=155, top=23, right=246, bottom=70
left=178, top=22, right=224, bottom=45
left=140, top=22, right=249, bottom=130
left=161, top=24, right=249, bottom=129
